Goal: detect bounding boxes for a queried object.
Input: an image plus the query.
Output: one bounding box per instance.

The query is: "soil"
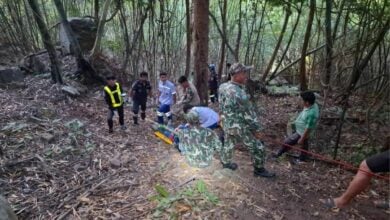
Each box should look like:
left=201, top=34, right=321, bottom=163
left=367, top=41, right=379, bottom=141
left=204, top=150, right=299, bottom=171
left=0, top=75, right=389, bottom=219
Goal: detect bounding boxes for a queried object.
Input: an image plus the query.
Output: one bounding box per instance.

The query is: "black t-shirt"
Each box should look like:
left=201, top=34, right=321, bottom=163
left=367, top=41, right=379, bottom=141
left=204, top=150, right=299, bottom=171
left=132, top=80, right=151, bottom=101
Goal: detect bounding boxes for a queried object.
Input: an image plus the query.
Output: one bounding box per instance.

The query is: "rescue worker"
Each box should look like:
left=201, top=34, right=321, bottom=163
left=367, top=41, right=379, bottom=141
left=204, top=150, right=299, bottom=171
left=157, top=72, right=176, bottom=124
left=104, top=75, right=126, bottom=133
left=129, top=71, right=152, bottom=125
left=218, top=63, right=275, bottom=177
left=176, top=110, right=222, bottom=168
left=177, top=75, right=200, bottom=106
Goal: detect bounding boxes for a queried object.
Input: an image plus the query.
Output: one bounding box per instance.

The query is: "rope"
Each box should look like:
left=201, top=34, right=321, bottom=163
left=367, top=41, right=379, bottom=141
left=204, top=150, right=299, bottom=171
left=144, top=118, right=389, bottom=181
left=266, top=137, right=389, bottom=181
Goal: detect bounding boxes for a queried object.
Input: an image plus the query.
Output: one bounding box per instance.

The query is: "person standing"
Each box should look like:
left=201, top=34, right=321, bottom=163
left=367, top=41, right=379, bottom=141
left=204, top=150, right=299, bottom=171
left=104, top=75, right=126, bottom=133
left=177, top=75, right=200, bottom=106
left=157, top=72, right=176, bottom=124
left=218, top=63, right=275, bottom=177
left=208, top=64, right=219, bottom=103
left=129, top=71, right=152, bottom=125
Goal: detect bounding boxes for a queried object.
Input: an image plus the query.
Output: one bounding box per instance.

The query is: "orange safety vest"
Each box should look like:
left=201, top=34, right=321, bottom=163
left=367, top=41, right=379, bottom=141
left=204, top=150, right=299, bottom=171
left=104, top=82, right=123, bottom=108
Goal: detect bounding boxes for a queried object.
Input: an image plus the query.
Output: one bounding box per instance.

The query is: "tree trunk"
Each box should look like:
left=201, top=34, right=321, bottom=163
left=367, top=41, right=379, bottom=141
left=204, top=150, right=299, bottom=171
left=217, top=0, right=227, bottom=80
left=262, top=6, right=291, bottom=81
left=298, top=0, right=315, bottom=91
left=333, top=19, right=390, bottom=159
left=27, top=0, right=63, bottom=84
left=234, top=0, right=243, bottom=62
left=324, top=0, right=332, bottom=87
left=184, top=0, right=192, bottom=77
left=90, top=0, right=112, bottom=58
left=193, top=0, right=210, bottom=105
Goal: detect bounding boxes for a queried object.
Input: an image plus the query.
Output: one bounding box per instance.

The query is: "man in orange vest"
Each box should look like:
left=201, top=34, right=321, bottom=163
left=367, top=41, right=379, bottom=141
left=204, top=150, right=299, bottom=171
left=104, top=75, right=127, bottom=133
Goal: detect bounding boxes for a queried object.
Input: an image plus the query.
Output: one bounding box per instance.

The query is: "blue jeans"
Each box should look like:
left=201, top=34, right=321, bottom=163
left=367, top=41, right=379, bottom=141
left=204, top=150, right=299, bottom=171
left=157, top=104, right=172, bottom=124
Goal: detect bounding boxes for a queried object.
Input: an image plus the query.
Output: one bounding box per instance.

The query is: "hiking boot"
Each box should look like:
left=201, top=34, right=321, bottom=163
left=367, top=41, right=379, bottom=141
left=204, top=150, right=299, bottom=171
left=222, top=162, right=238, bottom=170
left=254, top=167, right=275, bottom=178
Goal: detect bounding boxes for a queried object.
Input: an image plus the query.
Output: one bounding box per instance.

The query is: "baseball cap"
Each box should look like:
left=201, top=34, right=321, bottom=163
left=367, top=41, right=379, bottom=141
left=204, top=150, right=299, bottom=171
left=228, top=63, right=253, bottom=76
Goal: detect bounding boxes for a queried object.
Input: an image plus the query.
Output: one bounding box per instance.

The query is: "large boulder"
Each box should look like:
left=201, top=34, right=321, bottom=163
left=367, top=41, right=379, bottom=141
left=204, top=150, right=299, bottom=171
left=59, top=17, right=97, bottom=54
left=0, top=67, right=24, bottom=84
left=0, top=195, right=18, bottom=220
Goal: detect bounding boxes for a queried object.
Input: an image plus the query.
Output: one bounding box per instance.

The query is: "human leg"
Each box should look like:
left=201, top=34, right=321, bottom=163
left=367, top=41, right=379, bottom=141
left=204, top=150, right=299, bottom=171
left=274, top=133, right=301, bottom=158
left=219, top=134, right=237, bottom=170
left=243, top=132, right=275, bottom=177
left=298, top=139, right=310, bottom=161
left=117, top=106, right=126, bottom=130
left=107, top=109, right=115, bottom=132
left=157, top=104, right=168, bottom=124
left=140, top=100, right=147, bottom=120
left=333, top=160, right=373, bottom=208
left=133, top=100, right=140, bottom=124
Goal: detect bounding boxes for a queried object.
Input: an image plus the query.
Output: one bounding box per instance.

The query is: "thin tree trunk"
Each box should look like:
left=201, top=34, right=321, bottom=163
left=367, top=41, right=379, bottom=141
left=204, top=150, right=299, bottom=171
left=90, top=0, right=112, bottom=58
left=324, top=0, right=333, bottom=87
left=333, top=19, right=390, bottom=159
left=27, top=0, right=63, bottom=84
left=217, top=0, right=227, bottom=80
left=298, top=0, right=315, bottom=91
left=234, top=0, right=242, bottom=61
left=262, top=6, right=291, bottom=81
left=193, top=0, right=210, bottom=105
left=184, top=0, right=192, bottom=77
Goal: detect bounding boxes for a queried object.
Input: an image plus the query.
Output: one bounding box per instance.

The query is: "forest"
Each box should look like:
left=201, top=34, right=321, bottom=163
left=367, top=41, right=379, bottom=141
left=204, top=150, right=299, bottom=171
left=0, top=0, right=389, bottom=219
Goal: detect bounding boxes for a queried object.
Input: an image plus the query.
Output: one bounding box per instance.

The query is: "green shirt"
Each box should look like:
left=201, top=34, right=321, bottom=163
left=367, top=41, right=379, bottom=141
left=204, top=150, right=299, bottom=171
left=295, top=103, right=319, bottom=136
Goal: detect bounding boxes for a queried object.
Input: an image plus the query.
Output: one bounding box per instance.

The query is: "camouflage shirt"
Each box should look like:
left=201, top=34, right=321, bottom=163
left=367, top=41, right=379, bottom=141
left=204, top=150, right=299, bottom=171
left=218, top=81, right=261, bottom=135
left=176, top=126, right=221, bottom=168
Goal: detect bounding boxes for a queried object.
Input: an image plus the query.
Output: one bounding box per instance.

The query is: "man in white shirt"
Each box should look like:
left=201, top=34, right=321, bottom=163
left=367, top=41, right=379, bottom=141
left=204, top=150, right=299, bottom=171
left=157, top=72, right=176, bottom=124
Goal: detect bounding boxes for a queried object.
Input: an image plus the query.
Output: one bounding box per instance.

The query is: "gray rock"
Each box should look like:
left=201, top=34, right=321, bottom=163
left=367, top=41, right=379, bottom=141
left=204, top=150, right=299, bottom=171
left=0, top=195, right=18, bottom=220
left=110, top=158, right=121, bottom=168
left=0, top=67, right=24, bottom=84
left=59, top=17, right=97, bottom=54
left=62, top=85, right=80, bottom=97
left=40, top=133, right=55, bottom=143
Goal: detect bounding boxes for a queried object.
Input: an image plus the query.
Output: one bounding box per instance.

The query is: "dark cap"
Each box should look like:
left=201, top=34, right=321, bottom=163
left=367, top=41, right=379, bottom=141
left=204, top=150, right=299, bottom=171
left=228, top=63, right=253, bottom=76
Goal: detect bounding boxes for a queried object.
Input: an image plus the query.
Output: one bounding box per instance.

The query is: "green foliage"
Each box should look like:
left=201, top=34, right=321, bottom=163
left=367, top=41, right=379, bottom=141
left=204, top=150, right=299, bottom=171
left=345, top=143, right=378, bottom=166
left=150, top=180, right=219, bottom=218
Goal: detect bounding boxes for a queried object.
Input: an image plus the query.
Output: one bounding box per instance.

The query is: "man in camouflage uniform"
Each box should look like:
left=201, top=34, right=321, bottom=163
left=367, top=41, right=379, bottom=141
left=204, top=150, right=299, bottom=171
left=218, top=63, right=275, bottom=177
left=175, top=111, right=222, bottom=168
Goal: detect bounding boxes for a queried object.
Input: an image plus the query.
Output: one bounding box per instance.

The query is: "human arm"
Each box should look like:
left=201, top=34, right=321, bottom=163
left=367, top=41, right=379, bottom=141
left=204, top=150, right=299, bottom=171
left=298, top=128, right=310, bottom=144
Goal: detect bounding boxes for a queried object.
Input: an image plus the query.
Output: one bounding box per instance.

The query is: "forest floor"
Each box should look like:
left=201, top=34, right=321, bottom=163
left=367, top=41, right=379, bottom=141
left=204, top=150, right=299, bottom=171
left=1, top=75, right=389, bottom=220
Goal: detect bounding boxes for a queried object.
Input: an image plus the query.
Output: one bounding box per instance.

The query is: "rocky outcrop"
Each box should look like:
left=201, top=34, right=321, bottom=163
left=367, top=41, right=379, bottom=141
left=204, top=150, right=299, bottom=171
left=0, top=67, right=24, bottom=84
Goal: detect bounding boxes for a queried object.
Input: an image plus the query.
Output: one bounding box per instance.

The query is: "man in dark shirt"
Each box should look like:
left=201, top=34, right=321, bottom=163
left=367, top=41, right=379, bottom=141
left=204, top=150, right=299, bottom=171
left=104, top=75, right=126, bottom=133
left=129, top=71, right=152, bottom=124
left=208, top=64, right=219, bottom=103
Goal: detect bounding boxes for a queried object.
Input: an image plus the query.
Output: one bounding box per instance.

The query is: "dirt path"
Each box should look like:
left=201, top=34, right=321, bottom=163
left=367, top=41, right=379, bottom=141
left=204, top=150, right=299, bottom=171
left=0, top=77, right=388, bottom=219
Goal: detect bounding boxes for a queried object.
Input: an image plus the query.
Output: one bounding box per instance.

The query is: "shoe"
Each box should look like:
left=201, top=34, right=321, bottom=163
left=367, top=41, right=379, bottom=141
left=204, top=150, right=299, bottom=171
left=121, top=125, right=127, bottom=130
left=141, top=113, right=146, bottom=120
left=109, top=128, right=113, bottom=133
left=133, top=116, right=138, bottom=125
left=222, top=162, right=238, bottom=170
left=254, top=167, right=275, bottom=178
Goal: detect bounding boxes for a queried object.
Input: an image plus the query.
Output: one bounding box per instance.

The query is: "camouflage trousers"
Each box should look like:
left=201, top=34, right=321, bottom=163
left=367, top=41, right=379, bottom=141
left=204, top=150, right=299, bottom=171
left=219, top=130, right=265, bottom=169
